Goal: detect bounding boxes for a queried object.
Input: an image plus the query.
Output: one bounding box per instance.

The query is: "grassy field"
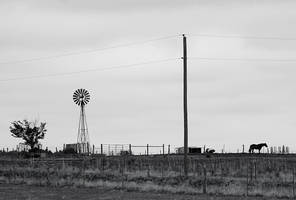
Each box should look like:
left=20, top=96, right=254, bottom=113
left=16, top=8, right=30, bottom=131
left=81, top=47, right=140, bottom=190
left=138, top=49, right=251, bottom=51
left=0, top=184, right=290, bottom=200
left=0, top=153, right=296, bottom=198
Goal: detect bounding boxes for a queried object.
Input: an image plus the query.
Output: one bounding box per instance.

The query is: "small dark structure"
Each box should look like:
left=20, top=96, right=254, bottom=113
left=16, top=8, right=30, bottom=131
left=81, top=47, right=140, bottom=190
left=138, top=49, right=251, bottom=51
left=249, top=143, right=268, bottom=153
left=65, top=143, right=78, bottom=152
left=176, top=147, right=202, bottom=154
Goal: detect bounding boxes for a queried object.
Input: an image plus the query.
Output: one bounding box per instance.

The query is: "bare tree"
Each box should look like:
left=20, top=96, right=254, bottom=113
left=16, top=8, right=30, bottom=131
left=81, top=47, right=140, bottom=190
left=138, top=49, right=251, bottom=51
left=9, top=119, right=47, bottom=152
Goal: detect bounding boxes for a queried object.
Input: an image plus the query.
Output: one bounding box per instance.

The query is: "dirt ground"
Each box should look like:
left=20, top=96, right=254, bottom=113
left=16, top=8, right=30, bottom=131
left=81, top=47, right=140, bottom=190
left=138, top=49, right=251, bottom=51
left=0, top=184, right=290, bottom=200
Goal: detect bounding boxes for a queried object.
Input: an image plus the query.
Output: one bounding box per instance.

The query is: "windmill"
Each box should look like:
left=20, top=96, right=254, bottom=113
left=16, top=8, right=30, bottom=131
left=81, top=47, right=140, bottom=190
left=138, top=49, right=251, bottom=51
left=73, top=88, right=90, bottom=154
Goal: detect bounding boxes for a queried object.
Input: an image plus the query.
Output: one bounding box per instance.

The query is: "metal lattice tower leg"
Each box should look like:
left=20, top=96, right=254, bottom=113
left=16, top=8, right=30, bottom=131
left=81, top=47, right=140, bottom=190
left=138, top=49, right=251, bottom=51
left=77, top=104, right=90, bottom=154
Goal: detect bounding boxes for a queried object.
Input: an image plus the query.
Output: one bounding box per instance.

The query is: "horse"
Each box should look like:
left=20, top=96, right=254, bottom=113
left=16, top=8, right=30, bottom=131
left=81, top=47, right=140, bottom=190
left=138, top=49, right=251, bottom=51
left=249, top=143, right=268, bottom=153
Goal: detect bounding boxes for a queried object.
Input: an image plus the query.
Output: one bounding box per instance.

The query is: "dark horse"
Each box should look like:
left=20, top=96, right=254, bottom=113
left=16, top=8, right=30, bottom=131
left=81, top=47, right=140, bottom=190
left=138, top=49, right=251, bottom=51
left=249, top=143, right=268, bottom=153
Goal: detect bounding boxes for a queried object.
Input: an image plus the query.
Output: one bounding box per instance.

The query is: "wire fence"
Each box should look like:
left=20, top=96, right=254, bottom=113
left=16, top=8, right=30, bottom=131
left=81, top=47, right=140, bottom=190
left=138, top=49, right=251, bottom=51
left=1, top=144, right=294, bottom=155
left=1, top=154, right=296, bottom=197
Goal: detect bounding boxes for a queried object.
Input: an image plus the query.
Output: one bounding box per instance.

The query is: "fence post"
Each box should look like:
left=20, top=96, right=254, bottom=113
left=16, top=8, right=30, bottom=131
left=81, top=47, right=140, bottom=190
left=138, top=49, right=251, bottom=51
left=250, top=161, right=253, bottom=181
left=101, top=144, right=103, bottom=155
left=162, top=144, right=165, bottom=156
left=121, top=156, right=125, bottom=189
left=101, top=157, right=105, bottom=172
left=246, top=161, right=249, bottom=196
left=254, top=160, right=257, bottom=180
left=293, top=167, right=295, bottom=198
left=147, top=162, right=150, bottom=177
left=92, top=145, right=95, bottom=154
left=62, top=158, right=65, bottom=170
left=203, top=164, right=207, bottom=194
left=129, top=144, right=132, bottom=155
left=168, top=145, right=170, bottom=155
left=96, top=158, right=99, bottom=170
left=147, top=144, right=149, bottom=156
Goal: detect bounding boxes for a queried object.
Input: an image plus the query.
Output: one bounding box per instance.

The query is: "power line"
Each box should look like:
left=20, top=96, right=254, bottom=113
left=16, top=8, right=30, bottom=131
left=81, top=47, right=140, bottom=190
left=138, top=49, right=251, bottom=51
left=188, top=57, right=296, bottom=62
left=0, top=58, right=180, bottom=82
left=0, top=34, right=180, bottom=65
left=188, top=33, right=296, bottom=41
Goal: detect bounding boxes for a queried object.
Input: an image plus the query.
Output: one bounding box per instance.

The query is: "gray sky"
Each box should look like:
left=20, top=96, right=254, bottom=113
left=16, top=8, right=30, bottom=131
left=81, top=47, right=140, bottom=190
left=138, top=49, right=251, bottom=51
left=1, top=0, right=296, bottom=152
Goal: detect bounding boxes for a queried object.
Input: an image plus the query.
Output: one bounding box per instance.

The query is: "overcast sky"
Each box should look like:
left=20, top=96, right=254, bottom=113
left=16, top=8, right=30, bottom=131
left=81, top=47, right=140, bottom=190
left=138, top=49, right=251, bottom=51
left=1, top=0, right=296, bottom=153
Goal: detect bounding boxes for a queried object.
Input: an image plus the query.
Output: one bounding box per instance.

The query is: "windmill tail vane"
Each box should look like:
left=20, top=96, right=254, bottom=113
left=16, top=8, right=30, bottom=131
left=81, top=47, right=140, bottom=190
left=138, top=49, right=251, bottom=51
left=73, top=88, right=90, bottom=154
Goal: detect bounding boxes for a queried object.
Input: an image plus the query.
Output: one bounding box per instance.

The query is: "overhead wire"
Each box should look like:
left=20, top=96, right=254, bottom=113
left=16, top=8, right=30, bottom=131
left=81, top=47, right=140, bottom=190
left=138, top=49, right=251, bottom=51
left=0, top=57, right=180, bottom=82
left=188, top=57, right=296, bottom=62
left=187, top=33, right=296, bottom=41
left=3, top=33, right=296, bottom=65
left=0, top=34, right=181, bottom=65
left=3, top=33, right=296, bottom=83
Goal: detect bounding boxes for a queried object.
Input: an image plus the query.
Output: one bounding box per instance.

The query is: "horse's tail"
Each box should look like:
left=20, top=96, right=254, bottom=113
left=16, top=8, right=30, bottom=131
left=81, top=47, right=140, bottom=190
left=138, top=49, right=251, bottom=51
left=248, top=147, right=251, bottom=153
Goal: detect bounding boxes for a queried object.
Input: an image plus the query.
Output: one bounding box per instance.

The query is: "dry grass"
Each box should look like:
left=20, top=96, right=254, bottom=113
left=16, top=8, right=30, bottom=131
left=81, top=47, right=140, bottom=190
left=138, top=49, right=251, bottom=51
left=0, top=154, right=296, bottom=198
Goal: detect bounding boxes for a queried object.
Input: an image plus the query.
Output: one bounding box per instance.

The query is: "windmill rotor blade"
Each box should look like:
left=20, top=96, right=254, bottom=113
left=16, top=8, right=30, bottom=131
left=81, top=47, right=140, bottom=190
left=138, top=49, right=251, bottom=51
left=73, top=96, right=79, bottom=101
left=73, top=88, right=90, bottom=106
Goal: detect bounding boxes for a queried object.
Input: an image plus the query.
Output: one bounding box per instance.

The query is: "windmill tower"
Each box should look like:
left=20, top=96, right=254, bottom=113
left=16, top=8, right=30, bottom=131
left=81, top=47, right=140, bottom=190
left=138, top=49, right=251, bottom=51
left=73, top=88, right=90, bottom=154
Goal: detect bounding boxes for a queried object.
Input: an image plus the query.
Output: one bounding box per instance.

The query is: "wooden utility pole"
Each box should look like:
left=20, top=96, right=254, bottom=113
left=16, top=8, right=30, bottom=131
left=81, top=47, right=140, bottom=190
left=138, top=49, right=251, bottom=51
left=183, top=34, right=188, bottom=177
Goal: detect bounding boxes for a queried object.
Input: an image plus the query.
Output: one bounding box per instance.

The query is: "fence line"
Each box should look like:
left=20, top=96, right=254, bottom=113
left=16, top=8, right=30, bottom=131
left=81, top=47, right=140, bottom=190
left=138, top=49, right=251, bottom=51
left=0, top=155, right=296, bottom=197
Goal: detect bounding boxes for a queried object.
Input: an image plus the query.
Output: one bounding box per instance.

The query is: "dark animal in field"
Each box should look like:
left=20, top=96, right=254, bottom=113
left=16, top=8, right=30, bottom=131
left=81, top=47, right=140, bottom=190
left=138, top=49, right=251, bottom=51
left=206, top=148, right=215, bottom=153
left=249, top=143, right=268, bottom=153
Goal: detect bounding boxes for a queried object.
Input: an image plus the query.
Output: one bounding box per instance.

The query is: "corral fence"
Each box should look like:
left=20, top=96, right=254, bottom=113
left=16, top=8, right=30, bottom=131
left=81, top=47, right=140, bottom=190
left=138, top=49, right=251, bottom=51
left=87, top=144, right=170, bottom=156
left=0, top=144, right=173, bottom=156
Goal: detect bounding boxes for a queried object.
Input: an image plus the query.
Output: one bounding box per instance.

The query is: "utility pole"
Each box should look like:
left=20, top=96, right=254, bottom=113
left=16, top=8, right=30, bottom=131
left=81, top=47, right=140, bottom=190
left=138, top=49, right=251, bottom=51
left=182, top=34, right=188, bottom=177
